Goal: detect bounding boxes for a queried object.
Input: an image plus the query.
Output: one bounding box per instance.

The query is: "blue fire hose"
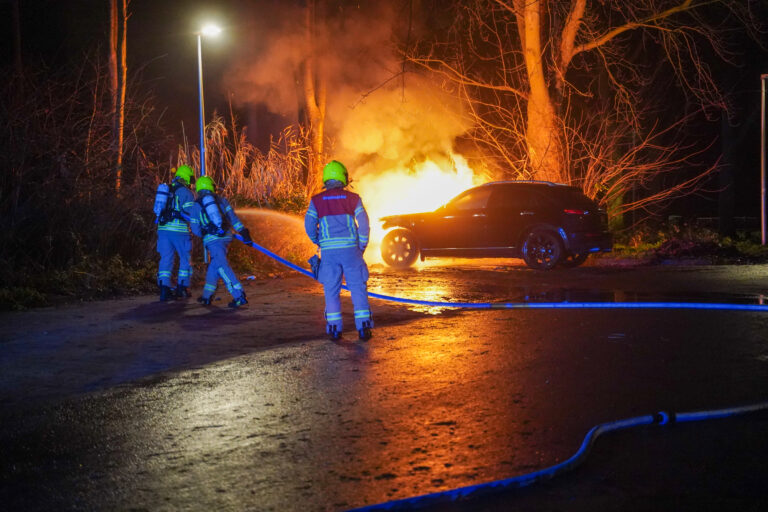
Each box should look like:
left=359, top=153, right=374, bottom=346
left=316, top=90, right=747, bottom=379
left=232, top=234, right=768, bottom=312
left=344, top=400, right=768, bottom=511
left=222, top=231, right=768, bottom=508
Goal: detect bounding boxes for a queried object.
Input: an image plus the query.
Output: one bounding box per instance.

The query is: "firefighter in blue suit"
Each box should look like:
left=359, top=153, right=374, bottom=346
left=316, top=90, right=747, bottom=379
left=304, top=160, right=373, bottom=341
left=188, top=175, right=251, bottom=308
left=156, top=165, right=196, bottom=301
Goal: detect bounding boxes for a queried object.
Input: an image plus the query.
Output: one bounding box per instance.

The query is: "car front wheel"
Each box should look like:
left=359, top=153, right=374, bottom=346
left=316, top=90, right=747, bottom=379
left=381, top=228, right=419, bottom=268
left=522, top=230, right=562, bottom=270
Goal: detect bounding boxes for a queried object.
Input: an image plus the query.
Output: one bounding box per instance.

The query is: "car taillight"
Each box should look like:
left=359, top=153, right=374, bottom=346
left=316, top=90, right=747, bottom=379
left=564, top=209, right=588, bottom=215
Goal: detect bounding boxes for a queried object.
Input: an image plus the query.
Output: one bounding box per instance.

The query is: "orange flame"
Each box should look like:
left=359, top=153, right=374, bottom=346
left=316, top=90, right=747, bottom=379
left=354, top=154, right=486, bottom=264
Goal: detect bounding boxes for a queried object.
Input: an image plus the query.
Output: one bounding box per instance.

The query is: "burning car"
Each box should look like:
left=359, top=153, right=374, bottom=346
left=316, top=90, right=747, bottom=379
left=379, top=181, right=612, bottom=270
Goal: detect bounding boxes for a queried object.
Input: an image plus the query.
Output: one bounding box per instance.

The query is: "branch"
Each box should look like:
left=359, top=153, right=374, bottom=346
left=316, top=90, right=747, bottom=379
left=408, top=57, right=528, bottom=100
left=559, top=0, right=587, bottom=71
left=492, top=0, right=515, bottom=15
left=572, top=0, right=699, bottom=58
left=350, top=71, right=406, bottom=109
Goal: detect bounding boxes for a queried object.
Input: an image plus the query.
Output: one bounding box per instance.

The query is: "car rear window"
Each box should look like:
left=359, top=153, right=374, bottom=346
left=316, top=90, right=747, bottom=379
left=551, top=187, right=597, bottom=209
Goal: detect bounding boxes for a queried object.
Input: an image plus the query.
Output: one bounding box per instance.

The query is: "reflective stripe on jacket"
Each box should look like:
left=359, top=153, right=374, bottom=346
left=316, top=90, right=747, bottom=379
left=304, top=188, right=370, bottom=251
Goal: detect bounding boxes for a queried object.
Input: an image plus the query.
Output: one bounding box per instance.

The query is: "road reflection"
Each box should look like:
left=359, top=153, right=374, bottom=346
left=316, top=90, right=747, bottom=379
left=308, top=321, right=552, bottom=506
left=114, top=317, right=557, bottom=510
left=97, top=262, right=768, bottom=510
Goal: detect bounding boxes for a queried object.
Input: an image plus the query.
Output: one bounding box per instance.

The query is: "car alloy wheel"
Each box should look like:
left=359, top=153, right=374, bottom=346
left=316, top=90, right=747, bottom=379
left=381, top=228, right=419, bottom=268
left=522, top=230, right=562, bottom=270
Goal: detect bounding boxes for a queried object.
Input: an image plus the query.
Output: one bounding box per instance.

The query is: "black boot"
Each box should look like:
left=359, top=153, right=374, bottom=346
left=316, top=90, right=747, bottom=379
left=328, top=325, right=342, bottom=341
left=358, top=321, right=372, bottom=342
left=197, top=295, right=213, bottom=305
left=159, top=285, right=176, bottom=301
left=228, top=294, right=248, bottom=308
left=175, top=285, right=191, bottom=298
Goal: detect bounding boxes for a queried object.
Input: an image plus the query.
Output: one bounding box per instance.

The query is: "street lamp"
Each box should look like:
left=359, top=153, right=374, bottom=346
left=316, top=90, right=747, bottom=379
left=197, top=23, right=222, bottom=177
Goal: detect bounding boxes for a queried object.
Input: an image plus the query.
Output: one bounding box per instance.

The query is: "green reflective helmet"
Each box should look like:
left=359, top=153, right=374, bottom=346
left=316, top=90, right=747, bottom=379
left=322, top=160, right=348, bottom=186
left=175, top=165, right=194, bottom=186
left=195, top=175, right=216, bottom=193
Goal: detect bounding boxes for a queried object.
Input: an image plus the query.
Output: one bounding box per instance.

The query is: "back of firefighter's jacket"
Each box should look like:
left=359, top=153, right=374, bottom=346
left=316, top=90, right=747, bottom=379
left=304, top=188, right=370, bottom=251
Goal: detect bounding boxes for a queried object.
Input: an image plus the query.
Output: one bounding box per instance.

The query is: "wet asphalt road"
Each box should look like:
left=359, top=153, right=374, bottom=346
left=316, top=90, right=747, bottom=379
left=1, top=261, right=768, bottom=511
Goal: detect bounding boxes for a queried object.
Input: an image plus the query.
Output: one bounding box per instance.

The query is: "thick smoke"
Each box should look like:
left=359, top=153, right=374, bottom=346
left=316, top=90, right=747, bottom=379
left=335, top=77, right=469, bottom=177
left=223, top=1, right=471, bottom=178
left=223, top=3, right=307, bottom=117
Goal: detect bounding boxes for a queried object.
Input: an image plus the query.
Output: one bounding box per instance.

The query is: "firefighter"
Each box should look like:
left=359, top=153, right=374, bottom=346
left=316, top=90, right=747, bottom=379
left=304, top=160, right=373, bottom=341
left=188, top=175, right=251, bottom=308
left=155, top=165, right=196, bottom=301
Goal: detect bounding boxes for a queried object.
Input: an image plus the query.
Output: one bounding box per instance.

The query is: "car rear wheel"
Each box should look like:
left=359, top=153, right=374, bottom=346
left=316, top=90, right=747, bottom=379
left=381, top=228, right=419, bottom=268
left=522, top=230, right=562, bottom=270
left=559, top=252, right=589, bottom=268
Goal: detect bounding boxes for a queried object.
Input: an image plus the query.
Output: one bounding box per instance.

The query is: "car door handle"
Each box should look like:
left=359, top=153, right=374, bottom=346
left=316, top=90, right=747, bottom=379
left=520, top=211, right=535, bottom=216
left=473, top=213, right=486, bottom=217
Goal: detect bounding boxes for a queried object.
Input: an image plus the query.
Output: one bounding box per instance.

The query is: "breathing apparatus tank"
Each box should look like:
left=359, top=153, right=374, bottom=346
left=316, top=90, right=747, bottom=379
left=200, top=193, right=225, bottom=235
left=153, top=183, right=171, bottom=222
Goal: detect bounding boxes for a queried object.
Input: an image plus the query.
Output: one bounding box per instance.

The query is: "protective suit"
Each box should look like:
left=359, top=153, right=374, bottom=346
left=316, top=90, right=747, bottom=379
left=187, top=176, right=251, bottom=308
left=304, top=160, right=373, bottom=341
left=156, top=165, right=196, bottom=301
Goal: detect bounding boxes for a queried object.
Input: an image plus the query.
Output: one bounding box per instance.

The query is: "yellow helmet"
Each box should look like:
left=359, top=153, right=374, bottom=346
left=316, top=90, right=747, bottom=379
left=195, top=175, right=215, bottom=193
left=174, top=165, right=194, bottom=186
left=322, top=160, right=348, bottom=186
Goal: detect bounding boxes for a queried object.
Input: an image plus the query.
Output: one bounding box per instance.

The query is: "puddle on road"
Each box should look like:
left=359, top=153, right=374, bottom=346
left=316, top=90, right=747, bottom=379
left=476, top=288, right=768, bottom=305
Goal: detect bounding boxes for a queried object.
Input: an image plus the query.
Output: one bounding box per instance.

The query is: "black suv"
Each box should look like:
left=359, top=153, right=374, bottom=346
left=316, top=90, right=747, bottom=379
left=379, top=181, right=612, bottom=270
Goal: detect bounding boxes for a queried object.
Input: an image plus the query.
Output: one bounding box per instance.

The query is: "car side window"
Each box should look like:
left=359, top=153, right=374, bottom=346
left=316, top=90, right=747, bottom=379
left=447, top=187, right=493, bottom=211
left=488, top=187, right=542, bottom=210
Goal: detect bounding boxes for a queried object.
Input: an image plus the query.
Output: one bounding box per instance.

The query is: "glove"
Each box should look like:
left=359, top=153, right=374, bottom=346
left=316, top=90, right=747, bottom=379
left=308, top=254, right=321, bottom=280
left=359, top=244, right=367, bottom=254
left=239, top=228, right=252, bottom=244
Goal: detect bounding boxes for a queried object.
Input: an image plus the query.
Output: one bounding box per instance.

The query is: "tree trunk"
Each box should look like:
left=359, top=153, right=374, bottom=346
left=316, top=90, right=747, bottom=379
left=109, top=0, right=127, bottom=195
left=109, top=0, right=118, bottom=110
left=518, top=0, right=565, bottom=183
left=115, top=0, right=127, bottom=194
left=303, top=0, right=327, bottom=197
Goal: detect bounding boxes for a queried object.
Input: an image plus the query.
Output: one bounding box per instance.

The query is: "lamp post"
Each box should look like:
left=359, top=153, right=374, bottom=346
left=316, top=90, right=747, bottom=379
left=196, top=23, right=221, bottom=177
left=197, top=24, right=221, bottom=263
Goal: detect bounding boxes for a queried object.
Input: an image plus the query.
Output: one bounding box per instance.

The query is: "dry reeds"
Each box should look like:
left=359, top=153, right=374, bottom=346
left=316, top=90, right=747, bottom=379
left=177, top=114, right=310, bottom=212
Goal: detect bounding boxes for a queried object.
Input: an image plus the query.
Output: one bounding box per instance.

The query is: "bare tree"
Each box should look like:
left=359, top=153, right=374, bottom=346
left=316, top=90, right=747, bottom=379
left=411, top=0, right=766, bottom=218
left=303, top=0, right=327, bottom=197
left=109, top=0, right=129, bottom=194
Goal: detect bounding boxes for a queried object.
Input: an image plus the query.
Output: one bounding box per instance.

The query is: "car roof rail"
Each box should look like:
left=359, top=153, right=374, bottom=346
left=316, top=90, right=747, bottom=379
left=481, top=180, right=565, bottom=187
